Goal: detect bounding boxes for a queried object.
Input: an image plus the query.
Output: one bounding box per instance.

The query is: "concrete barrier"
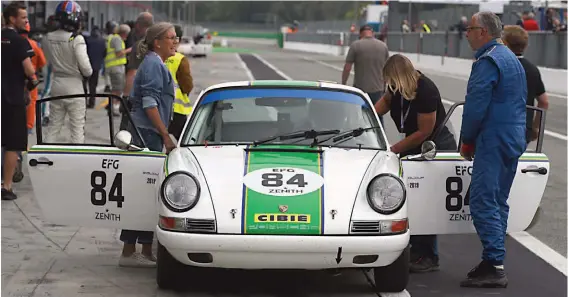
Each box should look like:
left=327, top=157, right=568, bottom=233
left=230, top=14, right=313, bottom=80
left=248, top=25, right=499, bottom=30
left=283, top=40, right=567, bottom=96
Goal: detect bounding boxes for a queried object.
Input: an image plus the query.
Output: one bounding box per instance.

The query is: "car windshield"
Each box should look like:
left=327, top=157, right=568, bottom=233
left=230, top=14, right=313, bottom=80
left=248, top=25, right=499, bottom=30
left=180, top=87, right=387, bottom=150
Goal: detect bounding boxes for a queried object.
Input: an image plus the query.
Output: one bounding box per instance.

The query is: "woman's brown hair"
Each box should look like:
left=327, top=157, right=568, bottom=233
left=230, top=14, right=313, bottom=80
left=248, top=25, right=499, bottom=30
left=383, top=54, right=421, bottom=101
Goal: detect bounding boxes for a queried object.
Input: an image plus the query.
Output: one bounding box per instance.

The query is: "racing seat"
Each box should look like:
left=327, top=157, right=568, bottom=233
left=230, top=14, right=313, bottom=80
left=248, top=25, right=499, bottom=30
left=297, top=99, right=348, bottom=132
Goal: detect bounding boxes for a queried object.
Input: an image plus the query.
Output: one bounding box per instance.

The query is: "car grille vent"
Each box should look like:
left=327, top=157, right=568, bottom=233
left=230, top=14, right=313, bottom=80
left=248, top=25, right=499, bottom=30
left=351, top=221, right=381, bottom=234
left=186, top=219, right=216, bottom=233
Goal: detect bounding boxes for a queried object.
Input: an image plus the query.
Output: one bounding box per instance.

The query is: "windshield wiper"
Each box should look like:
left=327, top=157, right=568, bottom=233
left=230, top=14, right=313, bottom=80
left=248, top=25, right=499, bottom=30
left=253, top=129, right=340, bottom=147
left=311, top=126, right=383, bottom=147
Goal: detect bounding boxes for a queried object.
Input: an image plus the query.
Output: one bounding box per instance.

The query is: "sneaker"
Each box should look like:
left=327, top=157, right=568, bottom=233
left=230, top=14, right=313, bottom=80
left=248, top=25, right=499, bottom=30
left=142, top=253, right=157, bottom=262
left=460, top=260, right=508, bottom=288
left=410, top=256, right=440, bottom=273
left=112, top=104, right=121, bottom=117
left=2, top=188, right=17, bottom=201
left=118, top=252, right=156, bottom=268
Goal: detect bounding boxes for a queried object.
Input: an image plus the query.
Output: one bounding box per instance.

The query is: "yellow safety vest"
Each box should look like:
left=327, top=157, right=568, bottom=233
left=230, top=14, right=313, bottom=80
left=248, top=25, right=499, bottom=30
left=422, top=24, right=431, bottom=33
left=165, top=52, right=192, bottom=115
left=104, top=34, right=127, bottom=68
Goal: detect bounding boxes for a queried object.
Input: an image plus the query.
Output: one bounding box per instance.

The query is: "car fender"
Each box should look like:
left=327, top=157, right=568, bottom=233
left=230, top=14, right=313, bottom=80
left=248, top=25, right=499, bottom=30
left=350, top=151, right=407, bottom=222
left=159, top=148, right=217, bottom=221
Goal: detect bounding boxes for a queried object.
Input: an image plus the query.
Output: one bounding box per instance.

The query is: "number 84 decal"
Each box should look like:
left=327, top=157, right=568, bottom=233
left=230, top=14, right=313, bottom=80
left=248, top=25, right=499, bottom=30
left=90, top=171, right=124, bottom=208
left=445, top=176, right=470, bottom=212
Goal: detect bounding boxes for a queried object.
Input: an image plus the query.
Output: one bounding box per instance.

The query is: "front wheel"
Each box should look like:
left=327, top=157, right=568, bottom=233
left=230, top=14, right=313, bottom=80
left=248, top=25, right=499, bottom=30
left=156, top=241, right=187, bottom=290
left=373, top=245, right=410, bottom=293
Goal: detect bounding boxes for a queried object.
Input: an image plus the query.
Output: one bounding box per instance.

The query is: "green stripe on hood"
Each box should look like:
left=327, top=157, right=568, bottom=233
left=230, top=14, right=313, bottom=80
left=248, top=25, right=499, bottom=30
left=242, top=145, right=324, bottom=235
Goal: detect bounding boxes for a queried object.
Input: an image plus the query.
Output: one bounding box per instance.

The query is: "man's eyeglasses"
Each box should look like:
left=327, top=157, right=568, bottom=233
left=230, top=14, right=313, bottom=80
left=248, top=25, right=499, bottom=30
left=466, top=26, right=484, bottom=32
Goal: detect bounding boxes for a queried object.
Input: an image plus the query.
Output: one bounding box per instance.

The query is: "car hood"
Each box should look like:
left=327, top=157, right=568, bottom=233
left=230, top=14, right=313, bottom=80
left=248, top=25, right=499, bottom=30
left=179, top=145, right=394, bottom=235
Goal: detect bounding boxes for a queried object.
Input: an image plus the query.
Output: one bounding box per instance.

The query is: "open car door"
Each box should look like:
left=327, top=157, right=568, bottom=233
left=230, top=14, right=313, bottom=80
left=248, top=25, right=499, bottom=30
left=403, top=102, right=550, bottom=235
left=26, top=94, right=166, bottom=231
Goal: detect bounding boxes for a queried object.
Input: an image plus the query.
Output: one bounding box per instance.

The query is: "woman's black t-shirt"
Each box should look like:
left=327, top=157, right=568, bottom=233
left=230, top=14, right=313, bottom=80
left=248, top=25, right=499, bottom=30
left=388, top=72, right=455, bottom=155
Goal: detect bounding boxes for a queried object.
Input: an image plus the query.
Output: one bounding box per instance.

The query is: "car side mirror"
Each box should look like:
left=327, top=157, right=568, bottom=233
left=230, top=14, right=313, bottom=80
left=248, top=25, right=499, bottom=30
left=114, top=130, right=143, bottom=151
left=420, top=140, right=437, bottom=160
left=405, top=140, right=437, bottom=161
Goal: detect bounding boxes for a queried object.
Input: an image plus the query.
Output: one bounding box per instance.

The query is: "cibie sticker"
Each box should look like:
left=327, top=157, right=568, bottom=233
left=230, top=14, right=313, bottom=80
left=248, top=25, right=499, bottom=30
left=243, top=167, right=324, bottom=197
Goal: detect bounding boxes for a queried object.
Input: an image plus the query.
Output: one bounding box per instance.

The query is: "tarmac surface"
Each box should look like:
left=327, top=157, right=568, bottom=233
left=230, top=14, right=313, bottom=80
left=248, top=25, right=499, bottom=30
left=2, top=43, right=566, bottom=297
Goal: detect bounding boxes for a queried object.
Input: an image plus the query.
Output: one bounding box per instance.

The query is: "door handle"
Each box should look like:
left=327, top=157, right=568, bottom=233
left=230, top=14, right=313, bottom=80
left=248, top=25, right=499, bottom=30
left=29, top=159, right=53, bottom=167
left=521, top=167, right=547, bottom=175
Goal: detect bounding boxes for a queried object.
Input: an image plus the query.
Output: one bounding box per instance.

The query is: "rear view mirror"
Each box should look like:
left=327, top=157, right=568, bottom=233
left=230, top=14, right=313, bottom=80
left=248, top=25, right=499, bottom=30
left=114, top=130, right=143, bottom=151
left=255, top=97, right=307, bottom=107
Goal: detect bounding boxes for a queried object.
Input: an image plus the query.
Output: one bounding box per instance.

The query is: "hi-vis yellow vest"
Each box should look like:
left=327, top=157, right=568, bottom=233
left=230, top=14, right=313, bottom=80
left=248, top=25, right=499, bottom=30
left=104, top=34, right=127, bottom=68
left=165, top=52, right=192, bottom=115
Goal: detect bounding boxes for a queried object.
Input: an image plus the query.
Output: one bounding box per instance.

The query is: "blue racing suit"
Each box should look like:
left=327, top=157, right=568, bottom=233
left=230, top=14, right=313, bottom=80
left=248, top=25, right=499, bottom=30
left=461, top=39, right=527, bottom=266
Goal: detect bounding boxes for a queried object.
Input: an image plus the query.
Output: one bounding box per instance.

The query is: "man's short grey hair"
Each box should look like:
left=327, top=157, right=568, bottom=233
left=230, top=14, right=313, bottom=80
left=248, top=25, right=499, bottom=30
left=136, top=12, right=154, bottom=29
left=118, top=24, right=131, bottom=35
left=475, top=11, right=503, bottom=39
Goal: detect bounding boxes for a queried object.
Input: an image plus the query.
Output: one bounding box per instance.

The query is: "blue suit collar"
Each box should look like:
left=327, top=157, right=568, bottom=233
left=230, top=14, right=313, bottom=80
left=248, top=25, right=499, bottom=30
left=474, top=39, right=501, bottom=59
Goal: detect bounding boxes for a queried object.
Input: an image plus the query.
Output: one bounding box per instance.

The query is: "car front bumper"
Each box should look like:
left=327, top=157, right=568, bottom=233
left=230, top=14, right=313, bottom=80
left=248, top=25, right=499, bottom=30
left=156, top=227, right=409, bottom=269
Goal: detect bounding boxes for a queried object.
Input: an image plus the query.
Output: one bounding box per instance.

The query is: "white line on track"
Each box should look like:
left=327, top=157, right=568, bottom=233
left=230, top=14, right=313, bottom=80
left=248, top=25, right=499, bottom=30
left=304, top=56, right=568, bottom=142
left=255, top=53, right=568, bottom=278
left=509, top=231, right=567, bottom=276
left=235, top=53, right=255, bottom=80
left=253, top=53, right=294, bottom=80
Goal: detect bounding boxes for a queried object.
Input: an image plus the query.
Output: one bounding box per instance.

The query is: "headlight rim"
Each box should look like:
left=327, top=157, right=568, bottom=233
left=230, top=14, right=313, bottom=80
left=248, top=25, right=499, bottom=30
left=160, top=171, right=201, bottom=213
left=366, top=173, right=406, bottom=215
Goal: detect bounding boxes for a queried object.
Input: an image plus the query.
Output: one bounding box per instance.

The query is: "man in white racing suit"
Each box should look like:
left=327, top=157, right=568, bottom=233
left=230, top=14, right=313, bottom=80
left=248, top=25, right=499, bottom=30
left=41, top=1, right=92, bottom=144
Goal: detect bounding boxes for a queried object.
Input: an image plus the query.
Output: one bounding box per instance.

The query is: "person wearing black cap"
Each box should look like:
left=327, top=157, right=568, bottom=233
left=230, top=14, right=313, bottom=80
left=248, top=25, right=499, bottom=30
left=342, top=24, right=389, bottom=125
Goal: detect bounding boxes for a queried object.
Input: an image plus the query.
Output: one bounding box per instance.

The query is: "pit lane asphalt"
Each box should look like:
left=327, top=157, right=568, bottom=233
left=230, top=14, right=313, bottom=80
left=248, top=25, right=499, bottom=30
left=2, top=49, right=565, bottom=297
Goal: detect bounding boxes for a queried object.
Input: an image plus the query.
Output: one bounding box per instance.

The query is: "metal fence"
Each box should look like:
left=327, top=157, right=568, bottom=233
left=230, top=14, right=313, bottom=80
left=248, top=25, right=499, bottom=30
left=285, top=31, right=567, bottom=69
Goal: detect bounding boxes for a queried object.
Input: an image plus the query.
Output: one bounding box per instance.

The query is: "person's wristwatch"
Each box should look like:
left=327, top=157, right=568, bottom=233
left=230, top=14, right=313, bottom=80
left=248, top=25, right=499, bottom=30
left=26, top=79, right=40, bottom=91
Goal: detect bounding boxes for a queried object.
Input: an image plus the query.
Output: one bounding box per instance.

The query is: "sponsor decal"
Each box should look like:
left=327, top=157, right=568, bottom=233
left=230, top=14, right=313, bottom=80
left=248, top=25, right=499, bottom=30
left=241, top=145, right=324, bottom=235
left=253, top=214, right=311, bottom=223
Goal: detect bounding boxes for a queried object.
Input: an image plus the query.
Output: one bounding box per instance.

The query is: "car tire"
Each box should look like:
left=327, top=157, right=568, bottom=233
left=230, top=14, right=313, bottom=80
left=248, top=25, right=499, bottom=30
left=156, top=240, right=186, bottom=290
left=373, top=245, right=410, bottom=293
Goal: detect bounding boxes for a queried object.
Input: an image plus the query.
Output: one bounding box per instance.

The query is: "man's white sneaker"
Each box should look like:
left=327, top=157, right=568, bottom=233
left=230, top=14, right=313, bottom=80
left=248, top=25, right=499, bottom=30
left=118, top=253, right=156, bottom=268
left=112, top=104, right=121, bottom=116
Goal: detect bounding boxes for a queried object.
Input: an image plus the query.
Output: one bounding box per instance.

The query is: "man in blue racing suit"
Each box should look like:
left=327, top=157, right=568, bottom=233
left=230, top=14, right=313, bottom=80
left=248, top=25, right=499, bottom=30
left=459, top=11, right=527, bottom=288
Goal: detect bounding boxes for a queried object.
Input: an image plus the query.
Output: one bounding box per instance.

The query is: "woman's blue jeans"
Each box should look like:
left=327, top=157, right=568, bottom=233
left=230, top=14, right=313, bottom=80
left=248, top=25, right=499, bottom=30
left=119, top=126, right=164, bottom=245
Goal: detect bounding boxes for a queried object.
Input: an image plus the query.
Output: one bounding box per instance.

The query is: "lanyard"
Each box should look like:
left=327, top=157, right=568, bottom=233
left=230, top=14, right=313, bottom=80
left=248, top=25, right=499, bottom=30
left=400, top=97, right=412, bottom=132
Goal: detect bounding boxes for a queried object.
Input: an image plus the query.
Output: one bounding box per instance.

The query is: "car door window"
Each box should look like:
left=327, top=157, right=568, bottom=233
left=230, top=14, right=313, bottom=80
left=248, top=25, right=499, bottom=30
left=36, top=94, right=147, bottom=148
left=430, top=102, right=547, bottom=153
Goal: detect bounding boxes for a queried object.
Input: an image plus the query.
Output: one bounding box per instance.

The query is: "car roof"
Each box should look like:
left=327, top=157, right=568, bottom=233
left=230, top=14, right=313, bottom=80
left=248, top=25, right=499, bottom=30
left=198, top=80, right=369, bottom=99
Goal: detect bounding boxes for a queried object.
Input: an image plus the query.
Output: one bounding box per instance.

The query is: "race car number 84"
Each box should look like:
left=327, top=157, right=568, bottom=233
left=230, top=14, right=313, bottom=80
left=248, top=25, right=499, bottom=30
left=243, top=168, right=324, bottom=197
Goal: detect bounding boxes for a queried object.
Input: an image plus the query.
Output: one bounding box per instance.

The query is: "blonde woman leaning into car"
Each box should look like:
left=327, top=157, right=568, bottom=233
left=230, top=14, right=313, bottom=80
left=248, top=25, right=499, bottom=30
left=374, top=54, right=457, bottom=273
left=118, top=22, right=177, bottom=268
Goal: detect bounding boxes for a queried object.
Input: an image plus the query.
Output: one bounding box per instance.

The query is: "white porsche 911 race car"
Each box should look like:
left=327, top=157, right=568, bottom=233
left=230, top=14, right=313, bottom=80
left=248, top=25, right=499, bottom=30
left=27, top=80, right=550, bottom=293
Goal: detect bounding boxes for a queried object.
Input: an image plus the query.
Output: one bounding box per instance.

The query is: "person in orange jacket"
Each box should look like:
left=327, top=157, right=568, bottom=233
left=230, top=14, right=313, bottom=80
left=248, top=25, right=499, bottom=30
left=20, top=22, right=47, bottom=134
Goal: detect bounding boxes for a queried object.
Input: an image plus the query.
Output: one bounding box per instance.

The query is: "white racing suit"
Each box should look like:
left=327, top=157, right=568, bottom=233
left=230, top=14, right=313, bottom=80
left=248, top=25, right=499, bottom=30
left=41, top=30, right=93, bottom=144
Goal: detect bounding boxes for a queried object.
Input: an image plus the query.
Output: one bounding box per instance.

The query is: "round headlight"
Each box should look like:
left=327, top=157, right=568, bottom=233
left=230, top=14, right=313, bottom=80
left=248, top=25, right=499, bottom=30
left=367, top=173, right=406, bottom=214
left=161, top=172, right=201, bottom=212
